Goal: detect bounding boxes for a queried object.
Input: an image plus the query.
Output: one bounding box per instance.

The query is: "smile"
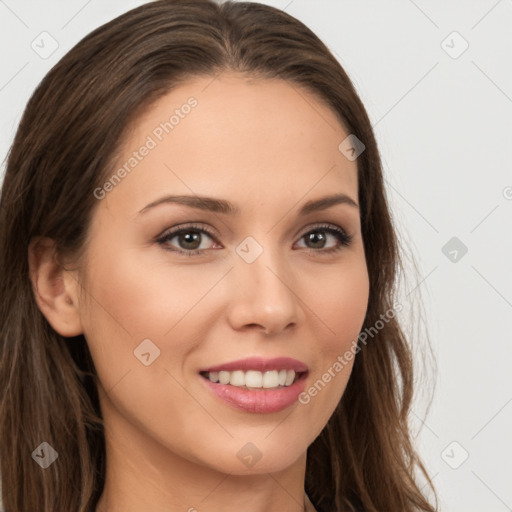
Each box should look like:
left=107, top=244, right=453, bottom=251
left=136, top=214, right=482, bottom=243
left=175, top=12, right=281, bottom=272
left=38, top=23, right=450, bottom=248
left=200, top=369, right=305, bottom=389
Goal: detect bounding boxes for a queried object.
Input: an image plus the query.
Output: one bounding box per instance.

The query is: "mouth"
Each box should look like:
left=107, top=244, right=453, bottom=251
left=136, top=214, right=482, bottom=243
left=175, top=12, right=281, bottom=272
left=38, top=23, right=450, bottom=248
left=199, top=369, right=308, bottom=390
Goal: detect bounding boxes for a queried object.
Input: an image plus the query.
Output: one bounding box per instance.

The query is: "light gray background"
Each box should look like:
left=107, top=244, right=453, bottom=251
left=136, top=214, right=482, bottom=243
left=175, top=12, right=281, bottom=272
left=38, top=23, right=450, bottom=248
left=1, top=1, right=511, bottom=511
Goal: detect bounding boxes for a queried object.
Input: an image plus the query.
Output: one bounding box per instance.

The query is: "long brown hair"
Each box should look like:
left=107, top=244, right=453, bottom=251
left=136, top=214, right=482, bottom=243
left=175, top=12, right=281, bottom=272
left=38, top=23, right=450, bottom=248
left=0, top=1, right=438, bottom=510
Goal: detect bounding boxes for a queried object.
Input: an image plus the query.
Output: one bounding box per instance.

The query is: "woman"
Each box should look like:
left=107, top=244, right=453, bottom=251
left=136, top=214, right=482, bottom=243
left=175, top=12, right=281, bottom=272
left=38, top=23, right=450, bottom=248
left=0, top=1, right=438, bottom=511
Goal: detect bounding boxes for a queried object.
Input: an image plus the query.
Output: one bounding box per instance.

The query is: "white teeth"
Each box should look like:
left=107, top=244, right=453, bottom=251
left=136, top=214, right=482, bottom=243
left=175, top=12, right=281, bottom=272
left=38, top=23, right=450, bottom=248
left=245, top=370, right=262, bottom=388
left=262, top=370, right=279, bottom=388
left=230, top=370, right=245, bottom=387
left=206, top=369, right=298, bottom=389
left=218, top=371, right=230, bottom=385
left=284, top=370, right=295, bottom=386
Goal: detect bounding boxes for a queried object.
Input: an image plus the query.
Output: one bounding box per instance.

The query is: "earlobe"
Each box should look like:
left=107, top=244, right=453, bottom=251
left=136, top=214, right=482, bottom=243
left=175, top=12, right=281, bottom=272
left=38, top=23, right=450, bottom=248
left=28, top=236, right=84, bottom=337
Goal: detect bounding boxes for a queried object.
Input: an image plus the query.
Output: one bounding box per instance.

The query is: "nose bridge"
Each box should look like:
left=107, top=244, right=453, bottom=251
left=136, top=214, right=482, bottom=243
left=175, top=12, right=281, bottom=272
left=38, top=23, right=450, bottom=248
left=229, top=234, right=302, bottom=333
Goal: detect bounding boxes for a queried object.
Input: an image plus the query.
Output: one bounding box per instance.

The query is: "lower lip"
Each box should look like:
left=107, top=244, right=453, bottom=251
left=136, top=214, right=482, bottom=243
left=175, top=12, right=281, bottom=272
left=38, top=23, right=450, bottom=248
left=199, top=373, right=308, bottom=414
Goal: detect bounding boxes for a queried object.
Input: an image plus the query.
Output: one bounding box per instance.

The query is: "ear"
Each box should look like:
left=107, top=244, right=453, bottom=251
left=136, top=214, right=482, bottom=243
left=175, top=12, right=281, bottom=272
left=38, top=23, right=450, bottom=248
left=28, top=236, right=84, bottom=337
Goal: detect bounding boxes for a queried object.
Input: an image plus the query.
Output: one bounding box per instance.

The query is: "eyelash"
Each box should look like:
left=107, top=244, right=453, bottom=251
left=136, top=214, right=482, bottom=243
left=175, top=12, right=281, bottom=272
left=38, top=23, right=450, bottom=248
left=156, top=222, right=353, bottom=257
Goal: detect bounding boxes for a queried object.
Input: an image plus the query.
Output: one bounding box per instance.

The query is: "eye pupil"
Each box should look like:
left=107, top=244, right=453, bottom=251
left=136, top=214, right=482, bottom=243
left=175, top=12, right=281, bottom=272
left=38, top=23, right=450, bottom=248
left=179, top=231, right=201, bottom=250
left=306, top=232, right=326, bottom=249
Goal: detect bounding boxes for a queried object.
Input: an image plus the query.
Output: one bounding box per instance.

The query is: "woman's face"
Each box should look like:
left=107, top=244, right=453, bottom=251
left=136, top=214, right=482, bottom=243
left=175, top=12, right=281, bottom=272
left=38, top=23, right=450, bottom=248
left=76, top=72, right=369, bottom=475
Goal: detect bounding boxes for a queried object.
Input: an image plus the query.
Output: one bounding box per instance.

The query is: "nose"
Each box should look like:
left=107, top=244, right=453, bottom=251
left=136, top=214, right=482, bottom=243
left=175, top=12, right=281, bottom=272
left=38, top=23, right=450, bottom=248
left=225, top=242, right=305, bottom=336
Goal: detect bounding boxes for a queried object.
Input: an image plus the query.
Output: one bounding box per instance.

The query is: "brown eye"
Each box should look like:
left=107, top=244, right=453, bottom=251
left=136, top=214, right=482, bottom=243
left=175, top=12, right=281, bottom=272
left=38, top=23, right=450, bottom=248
left=297, top=225, right=352, bottom=253
left=157, top=224, right=218, bottom=256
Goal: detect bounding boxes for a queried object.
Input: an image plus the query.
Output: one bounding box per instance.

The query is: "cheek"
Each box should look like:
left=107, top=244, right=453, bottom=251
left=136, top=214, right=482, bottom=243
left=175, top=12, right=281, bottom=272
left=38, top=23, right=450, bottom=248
left=78, top=249, right=212, bottom=443
left=82, top=245, right=222, bottom=338
left=310, top=255, right=369, bottom=351
left=298, top=255, right=368, bottom=427
left=78, top=240, right=235, bottom=396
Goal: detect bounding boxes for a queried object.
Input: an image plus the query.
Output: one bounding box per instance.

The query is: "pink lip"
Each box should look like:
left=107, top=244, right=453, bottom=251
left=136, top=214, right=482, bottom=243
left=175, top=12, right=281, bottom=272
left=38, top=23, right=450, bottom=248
left=199, top=356, right=308, bottom=373
left=199, top=372, right=308, bottom=414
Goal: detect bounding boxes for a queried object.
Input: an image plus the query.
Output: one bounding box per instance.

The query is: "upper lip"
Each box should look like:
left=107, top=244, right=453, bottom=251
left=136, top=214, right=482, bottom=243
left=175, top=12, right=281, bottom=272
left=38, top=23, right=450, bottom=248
left=199, top=356, right=308, bottom=373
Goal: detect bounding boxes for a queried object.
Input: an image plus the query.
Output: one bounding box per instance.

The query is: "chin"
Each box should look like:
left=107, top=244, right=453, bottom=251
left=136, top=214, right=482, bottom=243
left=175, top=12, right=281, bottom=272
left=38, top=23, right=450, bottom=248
left=199, top=442, right=307, bottom=476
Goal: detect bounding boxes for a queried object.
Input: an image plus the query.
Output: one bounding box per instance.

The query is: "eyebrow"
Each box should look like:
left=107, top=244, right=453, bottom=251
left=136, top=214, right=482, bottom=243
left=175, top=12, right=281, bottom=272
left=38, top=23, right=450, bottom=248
left=138, top=192, right=359, bottom=216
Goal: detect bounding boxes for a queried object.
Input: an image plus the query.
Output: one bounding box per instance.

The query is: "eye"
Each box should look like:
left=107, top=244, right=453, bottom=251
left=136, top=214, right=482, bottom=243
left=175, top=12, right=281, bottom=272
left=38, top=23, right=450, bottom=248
left=156, top=222, right=353, bottom=257
left=156, top=223, right=219, bottom=257
left=295, top=224, right=352, bottom=254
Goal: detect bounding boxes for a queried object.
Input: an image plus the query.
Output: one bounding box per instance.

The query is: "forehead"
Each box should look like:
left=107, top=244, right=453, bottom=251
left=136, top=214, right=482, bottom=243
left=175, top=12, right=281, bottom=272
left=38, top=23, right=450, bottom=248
left=103, top=72, right=358, bottom=214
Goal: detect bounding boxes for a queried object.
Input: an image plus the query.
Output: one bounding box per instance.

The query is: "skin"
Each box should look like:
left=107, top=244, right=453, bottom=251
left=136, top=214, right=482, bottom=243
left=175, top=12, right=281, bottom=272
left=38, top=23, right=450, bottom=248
left=29, top=72, right=370, bottom=512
